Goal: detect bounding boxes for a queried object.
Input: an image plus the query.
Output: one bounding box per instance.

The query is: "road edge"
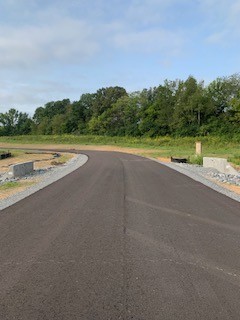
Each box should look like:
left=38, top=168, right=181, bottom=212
left=0, top=153, right=88, bottom=211
left=150, top=157, right=240, bottom=203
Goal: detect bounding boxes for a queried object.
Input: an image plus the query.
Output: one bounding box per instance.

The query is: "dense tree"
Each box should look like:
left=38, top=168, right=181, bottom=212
left=229, top=96, right=240, bottom=124
left=207, top=74, right=240, bottom=114
left=51, top=114, right=66, bottom=134
left=89, top=95, right=140, bottom=136
left=33, top=99, right=70, bottom=124
left=139, top=82, right=175, bottom=136
left=1, top=74, right=240, bottom=137
left=203, top=74, right=240, bottom=135
left=69, top=93, right=96, bottom=133
left=170, top=76, right=217, bottom=136
left=0, top=108, right=32, bottom=135
left=92, top=86, right=127, bottom=116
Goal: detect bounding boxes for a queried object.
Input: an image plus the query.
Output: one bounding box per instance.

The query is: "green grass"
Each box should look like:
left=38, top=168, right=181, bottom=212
left=0, top=181, right=20, bottom=190
left=51, top=153, right=73, bottom=165
left=0, top=181, right=34, bottom=191
left=189, top=155, right=203, bottom=165
left=228, top=154, right=240, bottom=166
left=0, top=134, right=239, bottom=165
left=0, top=148, right=24, bottom=158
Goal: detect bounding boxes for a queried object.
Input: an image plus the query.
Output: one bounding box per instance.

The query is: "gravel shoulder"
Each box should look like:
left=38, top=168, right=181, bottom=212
left=0, top=153, right=88, bottom=211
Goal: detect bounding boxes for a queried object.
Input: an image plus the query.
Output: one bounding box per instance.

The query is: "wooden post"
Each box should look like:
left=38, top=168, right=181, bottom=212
left=196, top=141, right=202, bottom=155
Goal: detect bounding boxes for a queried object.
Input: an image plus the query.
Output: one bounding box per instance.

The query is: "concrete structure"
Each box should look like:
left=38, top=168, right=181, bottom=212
left=9, top=161, right=34, bottom=178
left=203, top=157, right=238, bottom=175
left=195, top=141, right=202, bottom=155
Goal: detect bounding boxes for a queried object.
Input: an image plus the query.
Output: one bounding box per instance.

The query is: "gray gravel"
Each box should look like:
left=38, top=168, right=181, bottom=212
left=0, top=153, right=88, bottom=211
left=154, top=159, right=240, bottom=203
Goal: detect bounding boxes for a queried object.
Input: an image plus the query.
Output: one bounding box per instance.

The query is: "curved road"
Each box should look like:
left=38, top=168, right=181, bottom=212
left=0, top=151, right=240, bottom=319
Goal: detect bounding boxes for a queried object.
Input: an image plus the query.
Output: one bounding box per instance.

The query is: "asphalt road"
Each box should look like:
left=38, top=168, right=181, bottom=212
left=0, top=151, right=240, bottom=320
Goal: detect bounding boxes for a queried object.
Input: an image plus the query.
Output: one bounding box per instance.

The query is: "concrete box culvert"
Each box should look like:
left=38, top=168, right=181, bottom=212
left=9, top=161, right=34, bottom=178
left=203, top=157, right=238, bottom=175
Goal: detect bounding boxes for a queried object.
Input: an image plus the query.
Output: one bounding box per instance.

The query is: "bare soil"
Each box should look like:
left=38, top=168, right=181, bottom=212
left=0, top=142, right=159, bottom=155
left=0, top=151, right=75, bottom=200
left=0, top=180, right=38, bottom=200
left=0, top=151, right=74, bottom=174
left=211, top=180, right=240, bottom=196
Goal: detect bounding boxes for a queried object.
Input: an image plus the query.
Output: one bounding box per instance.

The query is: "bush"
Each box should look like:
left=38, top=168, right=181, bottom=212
left=189, top=155, right=203, bottom=165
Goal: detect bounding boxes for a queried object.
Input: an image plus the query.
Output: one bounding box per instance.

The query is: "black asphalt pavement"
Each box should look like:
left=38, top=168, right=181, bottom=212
left=0, top=151, right=240, bottom=319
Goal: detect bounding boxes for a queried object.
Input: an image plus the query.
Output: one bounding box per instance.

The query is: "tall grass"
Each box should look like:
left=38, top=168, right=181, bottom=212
left=0, top=134, right=239, bottom=165
left=0, top=134, right=239, bottom=146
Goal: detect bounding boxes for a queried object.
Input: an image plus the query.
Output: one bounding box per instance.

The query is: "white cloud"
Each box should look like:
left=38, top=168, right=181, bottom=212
left=125, top=0, right=177, bottom=26
left=200, top=0, right=240, bottom=44
left=3, top=0, right=231, bottom=114
left=113, top=28, right=184, bottom=55
left=0, top=18, right=100, bottom=69
left=0, top=0, right=187, bottom=70
left=0, top=78, right=84, bottom=114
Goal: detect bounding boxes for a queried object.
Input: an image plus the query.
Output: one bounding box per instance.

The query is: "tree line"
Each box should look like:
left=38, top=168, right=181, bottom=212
left=0, top=74, right=240, bottom=137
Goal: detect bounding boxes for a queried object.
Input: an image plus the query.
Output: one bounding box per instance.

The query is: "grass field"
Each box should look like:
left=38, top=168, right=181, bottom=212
left=0, top=134, right=239, bottom=166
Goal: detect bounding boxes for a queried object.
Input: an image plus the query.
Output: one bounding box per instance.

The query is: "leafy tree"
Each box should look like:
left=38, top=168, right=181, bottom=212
left=0, top=108, right=32, bottom=135
left=0, top=108, right=19, bottom=135
left=33, top=99, right=70, bottom=124
left=51, top=114, right=66, bottom=134
left=78, top=93, right=96, bottom=121
left=92, top=86, right=127, bottom=116
left=94, top=95, right=140, bottom=136
left=139, top=82, right=175, bottom=136
left=16, top=112, right=33, bottom=134
left=1, top=74, right=240, bottom=138
left=36, top=117, right=52, bottom=135
left=33, top=107, right=45, bottom=125
left=207, top=74, right=240, bottom=115
left=44, top=99, right=70, bottom=119
left=87, top=116, right=106, bottom=135
left=171, top=76, right=210, bottom=136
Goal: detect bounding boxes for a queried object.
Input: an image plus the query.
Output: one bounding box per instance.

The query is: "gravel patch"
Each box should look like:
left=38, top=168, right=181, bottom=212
left=153, top=159, right=240, bottom=203
left=0, top=153, right=88, bottom=211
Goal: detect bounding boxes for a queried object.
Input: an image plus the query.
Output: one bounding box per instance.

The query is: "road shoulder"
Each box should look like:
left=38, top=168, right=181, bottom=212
left=0, top=153, right=88, bottom=211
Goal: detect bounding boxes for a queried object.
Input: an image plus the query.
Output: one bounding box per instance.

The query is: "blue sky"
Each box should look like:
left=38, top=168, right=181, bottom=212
left=0, top=0, right=240, bottom=114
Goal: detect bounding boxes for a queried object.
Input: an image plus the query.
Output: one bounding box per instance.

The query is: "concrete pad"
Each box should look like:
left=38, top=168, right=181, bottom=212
left=9, top=161, right=34, bottom=178
left=203, top=157, right=238, bottom=175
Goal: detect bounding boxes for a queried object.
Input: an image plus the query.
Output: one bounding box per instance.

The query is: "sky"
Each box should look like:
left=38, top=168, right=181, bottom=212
left=0, top=0, right=240, bottom=114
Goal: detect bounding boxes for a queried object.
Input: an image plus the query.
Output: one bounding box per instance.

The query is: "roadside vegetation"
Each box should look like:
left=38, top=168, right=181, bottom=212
left=0, top=73, right=239, bottom=165
left=0, top=181, right=34, bottom=191
left=0, top=135, right=239, bottom=166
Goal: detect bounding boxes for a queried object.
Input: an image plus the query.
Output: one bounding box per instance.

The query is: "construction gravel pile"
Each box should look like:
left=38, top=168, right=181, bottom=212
left=0, top=153, right=88, bottom=211
left=0, top=168, right=51, bottom=184
left=206, top=171, right=240, bottom=186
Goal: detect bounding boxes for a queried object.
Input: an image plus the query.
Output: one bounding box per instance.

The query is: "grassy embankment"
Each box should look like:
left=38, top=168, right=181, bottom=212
left=0, top=135, right=239, bottom=166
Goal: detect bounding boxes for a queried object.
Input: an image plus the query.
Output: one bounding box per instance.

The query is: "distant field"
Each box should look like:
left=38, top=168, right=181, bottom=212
left=0, top=134, right=239, bottom=166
